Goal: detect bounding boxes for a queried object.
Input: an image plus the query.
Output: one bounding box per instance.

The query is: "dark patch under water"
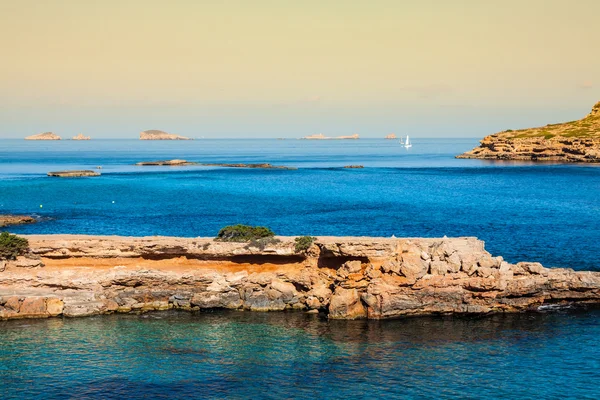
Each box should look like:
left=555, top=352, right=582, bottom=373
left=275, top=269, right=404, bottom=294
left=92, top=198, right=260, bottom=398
left=0, top=310, right=599, bottom=399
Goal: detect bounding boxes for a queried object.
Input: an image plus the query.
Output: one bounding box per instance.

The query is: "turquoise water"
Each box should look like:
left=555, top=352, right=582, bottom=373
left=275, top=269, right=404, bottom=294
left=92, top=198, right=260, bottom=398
left=1, top=138, right=600, bottom=399
left=1, top=310, right=599, bottom=399
left=1, top=139, right=599, bottom=270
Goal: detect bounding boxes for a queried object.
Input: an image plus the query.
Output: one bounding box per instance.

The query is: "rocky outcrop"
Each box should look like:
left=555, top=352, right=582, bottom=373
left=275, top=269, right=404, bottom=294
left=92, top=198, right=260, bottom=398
left=136, top=159, right=197, bottom=166
left=343, top=165, right=364, bottom=169
left=200, top=163, right=297, bottom=170
left=458, top=101, right=600, bottom=162
left=0, top=215, right=36, bottom=227
left=385, top=134, right=397, bottom=139
left=1, top=235, right=598, bottom=320
left=72, top=134, right=90, bottom=140
left=25, top=132, right=61, bottom=140
left=140, top=130, right=190, bottom=140
left=302, top=134, right=360, bottom=140
left=47, top=170, right=100, bottom=177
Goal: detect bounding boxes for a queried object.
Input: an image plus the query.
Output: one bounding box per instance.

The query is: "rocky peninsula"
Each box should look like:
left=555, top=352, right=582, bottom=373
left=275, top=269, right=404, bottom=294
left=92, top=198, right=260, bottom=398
left=458, top=101, right=600, bottom=162
left=1, top=235, right=598, bottom=320
left=140, top=130, right=190, bottom=140
left=25, top=132, right=61, bottom=140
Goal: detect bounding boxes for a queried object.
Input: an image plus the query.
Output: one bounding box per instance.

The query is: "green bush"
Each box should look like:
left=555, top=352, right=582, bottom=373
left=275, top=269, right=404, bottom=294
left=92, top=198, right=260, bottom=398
left=294, top=236, right=316, bottom=253
left=245, top=237, right=281, bottom=250
left=0, top=232, right=29, bottom=260
left=216, top=224, right=275, bottom=242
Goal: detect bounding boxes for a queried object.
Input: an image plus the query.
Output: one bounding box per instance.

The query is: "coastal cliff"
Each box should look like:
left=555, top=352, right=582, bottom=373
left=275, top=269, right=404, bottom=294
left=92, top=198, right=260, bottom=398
left=458, top=101, right=600, bottom=162
left=140, top=130, right=190, bottom=140
left=1, top=235, right=598, bottom=320
left=25, top=132, right=61, bottom=140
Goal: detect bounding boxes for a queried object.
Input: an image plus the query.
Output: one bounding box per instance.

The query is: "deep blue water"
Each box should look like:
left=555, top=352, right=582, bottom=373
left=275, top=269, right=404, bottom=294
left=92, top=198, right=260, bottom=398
left=1, top=310, right=599, bottom=400
left=1, top=138, right=600, bottom=399
left=1, top=138, right=599, bottom=270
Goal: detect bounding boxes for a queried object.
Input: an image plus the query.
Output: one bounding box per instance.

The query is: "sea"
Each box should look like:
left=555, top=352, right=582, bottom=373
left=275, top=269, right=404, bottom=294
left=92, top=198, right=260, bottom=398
left=1, top=138, right=599, bottom=399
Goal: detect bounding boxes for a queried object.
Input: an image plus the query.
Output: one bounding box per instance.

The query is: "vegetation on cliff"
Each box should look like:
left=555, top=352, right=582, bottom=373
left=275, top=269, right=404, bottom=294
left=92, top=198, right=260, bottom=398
left=294, top=236, right=316, bottom=253
left=0, top=232, right=29, bottom=260
left=216, top=224, right=275, bottom=242
left=458, top=101, right=600, bottom=162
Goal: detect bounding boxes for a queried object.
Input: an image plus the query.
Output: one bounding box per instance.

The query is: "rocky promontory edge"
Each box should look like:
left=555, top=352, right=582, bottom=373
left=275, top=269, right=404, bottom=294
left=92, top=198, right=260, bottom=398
left=1, top=235, right=598, bottom=320
left=457, top=101, right=600, bottom=162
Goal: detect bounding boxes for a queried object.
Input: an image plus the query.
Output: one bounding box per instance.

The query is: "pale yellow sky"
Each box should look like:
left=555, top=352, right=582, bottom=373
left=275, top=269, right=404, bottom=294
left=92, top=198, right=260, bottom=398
left=0, top=0, right=598, bottom=137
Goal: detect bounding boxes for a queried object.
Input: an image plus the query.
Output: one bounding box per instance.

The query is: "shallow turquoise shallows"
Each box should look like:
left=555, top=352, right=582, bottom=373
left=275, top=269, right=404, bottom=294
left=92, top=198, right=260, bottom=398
left=0, top=311, right=599, bottom=400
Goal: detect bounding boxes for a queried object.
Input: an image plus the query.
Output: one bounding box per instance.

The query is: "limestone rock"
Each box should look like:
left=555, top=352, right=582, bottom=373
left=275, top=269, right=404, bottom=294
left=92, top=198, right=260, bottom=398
left=328, top=288, right=367, bottom=319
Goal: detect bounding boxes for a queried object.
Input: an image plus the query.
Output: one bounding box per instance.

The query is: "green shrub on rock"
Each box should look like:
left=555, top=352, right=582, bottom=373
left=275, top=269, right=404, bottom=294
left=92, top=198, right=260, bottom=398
left=0, top=232, right=29, bottom=260
left=216, top=224, right=275, bottom=242
left=294, top=236, right=316, bottom=253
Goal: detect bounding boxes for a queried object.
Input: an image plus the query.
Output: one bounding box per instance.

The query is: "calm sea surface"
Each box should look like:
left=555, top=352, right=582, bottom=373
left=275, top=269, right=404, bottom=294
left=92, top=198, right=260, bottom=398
left=1, top=138, right=599, bottom=399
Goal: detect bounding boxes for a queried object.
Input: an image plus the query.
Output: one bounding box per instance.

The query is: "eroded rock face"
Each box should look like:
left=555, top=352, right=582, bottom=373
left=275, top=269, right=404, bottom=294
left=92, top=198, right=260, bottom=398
left=0, top=215, right=36, bottom=227
left=0, top=235, right=599, bottom=320
left=457, top=101, right=600, bottom=163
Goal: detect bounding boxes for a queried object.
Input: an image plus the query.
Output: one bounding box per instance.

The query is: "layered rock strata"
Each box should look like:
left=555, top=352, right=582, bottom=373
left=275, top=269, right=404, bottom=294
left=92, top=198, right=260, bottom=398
left=458, top=101, right=600, bottom=162
left=1, top=235, right=598, bottom=320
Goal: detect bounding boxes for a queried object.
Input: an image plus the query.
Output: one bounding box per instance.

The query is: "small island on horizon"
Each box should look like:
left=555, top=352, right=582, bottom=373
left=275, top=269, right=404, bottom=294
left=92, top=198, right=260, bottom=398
left=301, top=133, right=359, bottom=140
left=139, top=129, right=190, bottom=140
left=458, top=101, right=600, bottom=162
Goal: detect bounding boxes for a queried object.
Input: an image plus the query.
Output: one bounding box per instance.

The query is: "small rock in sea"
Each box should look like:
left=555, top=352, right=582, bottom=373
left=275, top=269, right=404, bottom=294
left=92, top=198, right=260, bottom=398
left=343, top=165, right=364, bottom=169
left=47, top=170, right=101, bottom=177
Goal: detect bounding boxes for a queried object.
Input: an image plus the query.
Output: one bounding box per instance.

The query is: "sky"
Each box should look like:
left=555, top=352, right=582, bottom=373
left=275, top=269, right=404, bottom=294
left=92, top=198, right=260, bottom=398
left=0, top=0, right=598, bottom=139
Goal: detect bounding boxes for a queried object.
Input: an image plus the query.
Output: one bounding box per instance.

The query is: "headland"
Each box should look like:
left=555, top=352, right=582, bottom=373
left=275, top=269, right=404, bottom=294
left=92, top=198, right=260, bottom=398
left=458, top=101, right=600, bottom=162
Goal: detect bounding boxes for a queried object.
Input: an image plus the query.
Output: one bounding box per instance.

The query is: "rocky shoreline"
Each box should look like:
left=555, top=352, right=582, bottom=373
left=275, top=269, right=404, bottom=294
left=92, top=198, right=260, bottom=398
left=458, top=101, right=600, bottom=162
left=1, top=235, right=599, bottom=321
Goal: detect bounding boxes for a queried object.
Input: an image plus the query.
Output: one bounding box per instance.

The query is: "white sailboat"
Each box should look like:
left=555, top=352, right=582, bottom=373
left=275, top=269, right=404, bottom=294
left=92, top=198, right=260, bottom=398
left=399, top=137, right=404, bottom=145
left=404, top=135, right=412, bottom=148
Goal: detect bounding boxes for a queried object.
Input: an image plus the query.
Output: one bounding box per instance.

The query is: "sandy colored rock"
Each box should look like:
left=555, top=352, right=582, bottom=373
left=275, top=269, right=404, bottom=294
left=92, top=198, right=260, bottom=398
left=385, top=133, right=397, bottom=139
left=0, top=215, right=36, bottom=227
left=25, top=132, right=61, bottom=140
left=328, top=288, right=367, bottom=319
left=0, top=234, right=598, bottom=320
left=458, top=101, right=600, bottom=163
left=139, top=130, right=190, bottom=140
left=72, top=134, right=90, bottom=140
